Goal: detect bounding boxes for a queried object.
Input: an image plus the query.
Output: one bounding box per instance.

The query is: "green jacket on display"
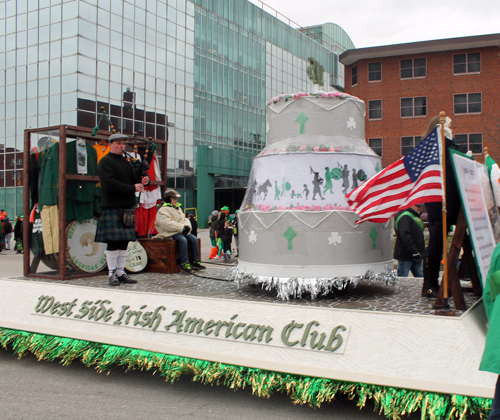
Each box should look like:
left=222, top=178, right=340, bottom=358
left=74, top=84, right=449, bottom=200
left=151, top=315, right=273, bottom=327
left=37, top=140, right=99, bottom=221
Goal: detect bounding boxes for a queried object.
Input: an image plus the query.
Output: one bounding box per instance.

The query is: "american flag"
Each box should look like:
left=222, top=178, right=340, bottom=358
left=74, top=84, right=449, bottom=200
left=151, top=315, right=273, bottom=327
left=346, top=127, right=443, bottom=224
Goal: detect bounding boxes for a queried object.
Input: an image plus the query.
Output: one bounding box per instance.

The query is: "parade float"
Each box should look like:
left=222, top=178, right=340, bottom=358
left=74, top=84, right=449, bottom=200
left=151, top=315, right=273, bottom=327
left=231, top=91, right=396, bottom=299
left=0, top=106, right=497, bottom=419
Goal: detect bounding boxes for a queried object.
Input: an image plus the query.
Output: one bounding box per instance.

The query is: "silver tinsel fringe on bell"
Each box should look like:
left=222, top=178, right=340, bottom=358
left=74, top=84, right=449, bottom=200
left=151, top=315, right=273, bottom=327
left=227, top=266, right=397, bottom=301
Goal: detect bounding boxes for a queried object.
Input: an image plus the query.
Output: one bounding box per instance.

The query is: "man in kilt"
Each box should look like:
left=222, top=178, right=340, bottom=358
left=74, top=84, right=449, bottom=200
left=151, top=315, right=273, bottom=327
left=95, top=133, right=149, bottom=286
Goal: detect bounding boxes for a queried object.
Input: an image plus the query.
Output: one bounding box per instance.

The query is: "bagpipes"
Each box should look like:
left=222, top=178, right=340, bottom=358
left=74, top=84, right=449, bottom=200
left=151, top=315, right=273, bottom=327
left=92, top=106, right=154, bottom=178
left=124, top=150, right=150, bottom=180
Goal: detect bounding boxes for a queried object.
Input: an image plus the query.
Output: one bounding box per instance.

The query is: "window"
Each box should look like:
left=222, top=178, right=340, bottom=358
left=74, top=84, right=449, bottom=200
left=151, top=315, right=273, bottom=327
left=368, top=100, right=382, bottom=120
left=368, top=62, right=381, bottom=81
left=368, top=138, right=382, bottom=156
left=455, top=133, right=483, bottom=154
left=454, top=93, right=482, bottom=114
left=400, top=58, right=426, bottom=78
left=401, top=97, right=427, bottom=117
left=351, top=66, right=357, bottom=86
left=453, top=53, right=481, bottom=74
left=401, top=136, right=422, bottom=155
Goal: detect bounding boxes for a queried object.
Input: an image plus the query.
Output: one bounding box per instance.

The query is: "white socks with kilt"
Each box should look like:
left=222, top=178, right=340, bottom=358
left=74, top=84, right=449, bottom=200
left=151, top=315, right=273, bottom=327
left=105, top=250, right=119, bottom=277
left=116, top=249, right=128, bottom=276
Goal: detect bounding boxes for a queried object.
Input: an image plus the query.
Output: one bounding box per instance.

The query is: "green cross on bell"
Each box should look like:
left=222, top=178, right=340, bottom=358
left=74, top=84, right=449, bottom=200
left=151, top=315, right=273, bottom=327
left=295, top=112, right=309, bottom=135
left=283, top=227, right=297, bottom=251
left=369, top=227, right=378, bottom=250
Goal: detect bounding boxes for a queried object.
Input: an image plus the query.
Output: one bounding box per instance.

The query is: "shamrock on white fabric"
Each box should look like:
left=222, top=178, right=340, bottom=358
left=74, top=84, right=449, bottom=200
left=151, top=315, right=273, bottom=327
left=249, top=230, right=257, bottom=243
left=346, top=117, right=356, bottom=130
left=328, top=232, right=342, bottom=246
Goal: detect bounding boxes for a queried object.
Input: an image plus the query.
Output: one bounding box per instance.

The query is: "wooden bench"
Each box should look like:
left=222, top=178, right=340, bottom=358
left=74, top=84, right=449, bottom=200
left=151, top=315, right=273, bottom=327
left=137, top=237, right=201, bottom=274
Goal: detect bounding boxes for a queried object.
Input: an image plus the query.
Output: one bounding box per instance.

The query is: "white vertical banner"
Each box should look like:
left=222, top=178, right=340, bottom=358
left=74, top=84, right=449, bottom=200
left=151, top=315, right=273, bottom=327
left=451, top=153, right=500, bottom=287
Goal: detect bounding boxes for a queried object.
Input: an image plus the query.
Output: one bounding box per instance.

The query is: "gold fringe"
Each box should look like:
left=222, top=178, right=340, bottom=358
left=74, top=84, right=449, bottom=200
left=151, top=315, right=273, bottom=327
left=0, top=327, right=492, bottom=419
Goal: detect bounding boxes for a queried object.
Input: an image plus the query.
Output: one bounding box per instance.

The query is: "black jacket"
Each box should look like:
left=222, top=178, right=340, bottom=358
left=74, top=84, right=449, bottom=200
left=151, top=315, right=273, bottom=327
left=3, top=218, right=12, bottom=234
left=217, top=213, right=227, bottom=239
left=220, top=226, right=234, bottom=244
left=393, top=208, right=425, bottom=261
left=14, top=219, right=23, bottom=240
left=98, top=153, right=142, bottom=209
left=188, top=217, right=198, bottom=237
left=426, top=138, right=461, bottom=224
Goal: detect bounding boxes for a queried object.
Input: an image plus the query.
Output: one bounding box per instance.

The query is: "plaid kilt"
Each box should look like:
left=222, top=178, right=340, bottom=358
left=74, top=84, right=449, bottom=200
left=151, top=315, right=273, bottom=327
left=95, top=208, right=136, bottom=243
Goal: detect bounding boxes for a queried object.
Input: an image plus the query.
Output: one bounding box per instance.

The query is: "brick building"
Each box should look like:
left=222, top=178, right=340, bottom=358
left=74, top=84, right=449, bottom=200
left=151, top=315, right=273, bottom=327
left=339, top=33, right=500, bottom=168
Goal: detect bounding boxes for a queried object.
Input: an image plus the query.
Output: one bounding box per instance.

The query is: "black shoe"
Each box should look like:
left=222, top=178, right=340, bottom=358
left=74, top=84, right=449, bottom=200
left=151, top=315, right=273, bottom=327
left=109, top=270, right=120, bottom=286
left=421, top=288, right=438, bottom=298
left=191, top=261, right=206, bottom=270
left=117, top=272, right=137, bottom=284
left=180, top=262, right=193, bottom=273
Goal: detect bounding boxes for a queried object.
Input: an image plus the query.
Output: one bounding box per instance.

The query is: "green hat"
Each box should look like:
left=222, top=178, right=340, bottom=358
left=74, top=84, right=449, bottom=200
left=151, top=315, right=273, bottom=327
left=221, top=206, right=230, bottom=212
left=235, top=210, right=239, bottom=214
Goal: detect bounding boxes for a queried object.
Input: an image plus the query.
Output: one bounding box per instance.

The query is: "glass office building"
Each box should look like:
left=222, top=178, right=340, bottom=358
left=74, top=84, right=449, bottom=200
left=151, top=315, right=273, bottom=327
left=0, top=0, right=354, bottom=226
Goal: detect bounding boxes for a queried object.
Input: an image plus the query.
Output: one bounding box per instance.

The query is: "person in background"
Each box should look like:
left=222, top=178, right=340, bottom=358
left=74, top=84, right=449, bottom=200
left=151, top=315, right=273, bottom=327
left=423, top=115, right=460, bottom=297
left=393, top=204, right=425, bottom=278
left=0, top=209, right=6, bottom=219
left=155, top=189, right=206, bottom=273
left=221, top=206, right=231, bottom=222
left=220, top=219, right=234, bottom=263
left=209, top=210, right=220, bottom=259
left=187, top=214, right=198, bottom=237
left=14, top=215, right=23, bottom=254
left=0, top=215, right=4, bottom=254
left=215, top=208, right=229, bottom=259
left=233, top=210, right=239, bottom=258
left=2, top=216, right=12, bottom=250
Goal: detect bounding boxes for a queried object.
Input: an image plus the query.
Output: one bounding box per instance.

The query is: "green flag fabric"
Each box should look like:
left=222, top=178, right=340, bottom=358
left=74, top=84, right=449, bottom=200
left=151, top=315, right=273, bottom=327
left=480, top=242, right=500, bottom=375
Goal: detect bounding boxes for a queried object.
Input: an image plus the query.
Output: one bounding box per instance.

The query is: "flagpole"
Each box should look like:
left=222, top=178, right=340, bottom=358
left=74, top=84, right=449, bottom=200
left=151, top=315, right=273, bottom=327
left=439, top=111, right=451, bottom=312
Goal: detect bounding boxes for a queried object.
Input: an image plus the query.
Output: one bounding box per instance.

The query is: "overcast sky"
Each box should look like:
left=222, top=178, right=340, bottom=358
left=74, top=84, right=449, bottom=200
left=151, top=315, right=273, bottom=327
left=249, top=0, right=500, bottom=48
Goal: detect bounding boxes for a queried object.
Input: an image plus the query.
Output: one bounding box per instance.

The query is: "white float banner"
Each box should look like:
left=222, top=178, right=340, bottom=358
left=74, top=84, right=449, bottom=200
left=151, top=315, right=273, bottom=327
left=452, top=154, right=500, bottom=287
left=0, top=279, right=495, bottom=398
left=241, top=153, right=380, bottom=210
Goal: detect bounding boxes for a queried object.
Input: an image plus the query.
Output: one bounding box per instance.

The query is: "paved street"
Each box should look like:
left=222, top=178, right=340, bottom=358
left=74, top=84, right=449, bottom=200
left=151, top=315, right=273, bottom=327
left=1, top=345, right=412, bottom=420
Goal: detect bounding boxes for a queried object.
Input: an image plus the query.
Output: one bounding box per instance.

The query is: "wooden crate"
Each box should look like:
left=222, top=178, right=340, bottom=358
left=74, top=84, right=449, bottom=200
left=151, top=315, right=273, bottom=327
left=137, top=237, right=201, bottom=274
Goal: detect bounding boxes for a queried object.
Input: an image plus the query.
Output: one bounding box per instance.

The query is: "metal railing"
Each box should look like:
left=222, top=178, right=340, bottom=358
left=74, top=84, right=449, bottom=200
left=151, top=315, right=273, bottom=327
left=250, top=0, right=341, bottom=53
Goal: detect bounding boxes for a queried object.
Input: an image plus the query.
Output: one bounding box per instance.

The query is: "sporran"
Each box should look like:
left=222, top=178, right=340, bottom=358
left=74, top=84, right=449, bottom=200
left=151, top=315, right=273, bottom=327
left=122, top=208, right=136, bottom=227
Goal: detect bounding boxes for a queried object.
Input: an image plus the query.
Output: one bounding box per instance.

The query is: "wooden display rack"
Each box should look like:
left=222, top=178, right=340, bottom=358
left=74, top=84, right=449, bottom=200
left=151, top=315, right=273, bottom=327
left=23, top=125, right=167, bottom=280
